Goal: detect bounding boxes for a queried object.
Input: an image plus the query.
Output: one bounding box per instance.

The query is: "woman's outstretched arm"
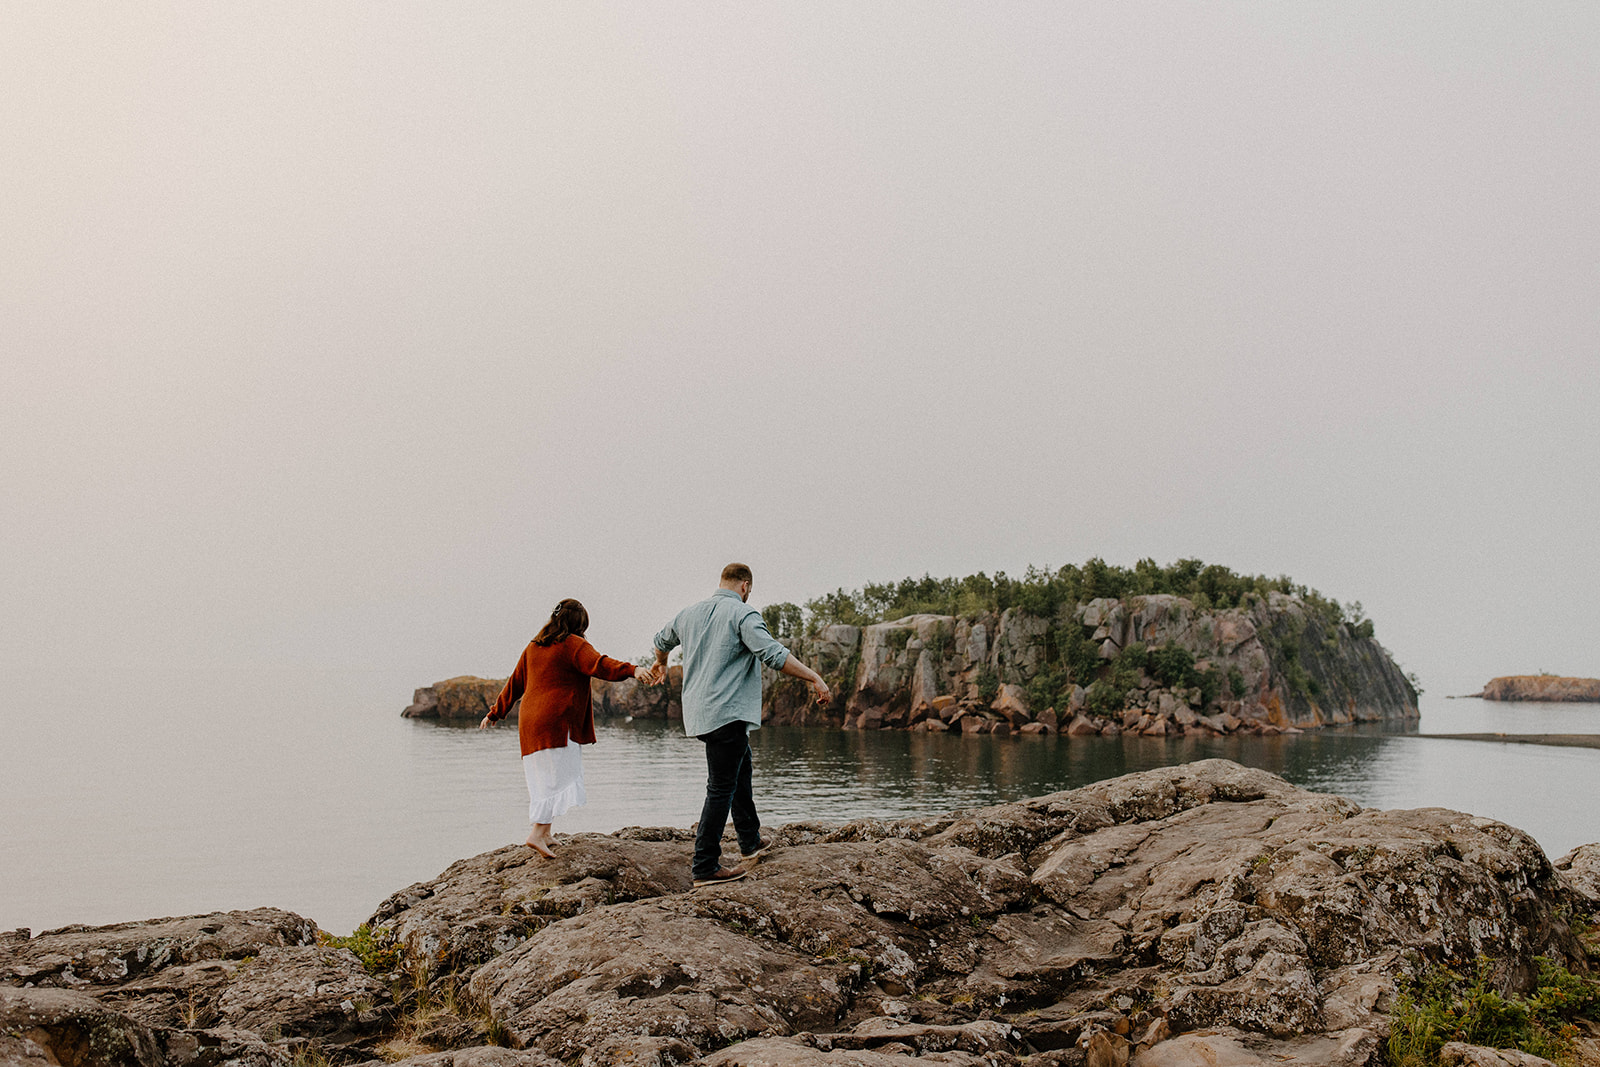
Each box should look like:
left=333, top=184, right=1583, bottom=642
left=572, top=639, right=639, bottom=682
left=479, top=646, right=530, bottom=729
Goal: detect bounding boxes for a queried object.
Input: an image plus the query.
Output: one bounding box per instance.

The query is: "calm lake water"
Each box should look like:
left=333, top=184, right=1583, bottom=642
left=2, top=668, right=1597, bottom=936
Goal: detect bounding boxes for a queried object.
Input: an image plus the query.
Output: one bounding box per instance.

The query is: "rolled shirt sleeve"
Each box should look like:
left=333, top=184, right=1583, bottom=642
left=653, top=622, right=680, bottom=654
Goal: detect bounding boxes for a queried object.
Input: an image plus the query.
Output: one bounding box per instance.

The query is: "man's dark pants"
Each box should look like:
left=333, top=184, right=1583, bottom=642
left=693, top=720, right=761, bottom=878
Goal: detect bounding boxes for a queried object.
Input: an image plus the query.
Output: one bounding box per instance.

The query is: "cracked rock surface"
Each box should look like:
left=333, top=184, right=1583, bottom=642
left=5, top=761, right=1597, bottom=1067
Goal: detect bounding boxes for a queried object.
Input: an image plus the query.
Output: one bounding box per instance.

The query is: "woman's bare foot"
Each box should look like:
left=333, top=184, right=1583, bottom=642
left=525, top=823, right=556, bottom=858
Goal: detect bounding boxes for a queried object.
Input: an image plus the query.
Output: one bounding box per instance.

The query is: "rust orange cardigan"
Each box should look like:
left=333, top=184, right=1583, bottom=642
left=487, top=635, right=638, bottom=756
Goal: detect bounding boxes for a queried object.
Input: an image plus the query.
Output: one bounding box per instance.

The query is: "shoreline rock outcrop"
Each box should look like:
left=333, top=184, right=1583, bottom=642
left=1477, top=676, right=1600, bottom=703
left=6, top=761, right=1598, bottom=1067
left=402, top=677, right=507, bottom=721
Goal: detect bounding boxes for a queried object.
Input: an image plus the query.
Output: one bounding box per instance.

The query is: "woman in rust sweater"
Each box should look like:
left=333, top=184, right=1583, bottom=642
left=478, top=599, right=647, bottom=857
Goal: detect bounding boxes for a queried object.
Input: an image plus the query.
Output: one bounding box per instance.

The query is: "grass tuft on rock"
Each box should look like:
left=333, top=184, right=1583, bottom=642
left=1385, top=955, right=1600, bottom=1066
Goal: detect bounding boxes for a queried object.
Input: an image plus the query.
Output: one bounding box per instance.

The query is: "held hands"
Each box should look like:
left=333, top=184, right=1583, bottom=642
left=636, top=664, right=665, bottom=687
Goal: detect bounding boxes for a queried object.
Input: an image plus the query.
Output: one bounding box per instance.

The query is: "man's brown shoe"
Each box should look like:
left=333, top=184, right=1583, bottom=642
left=692, top=867, right=748, bottom=889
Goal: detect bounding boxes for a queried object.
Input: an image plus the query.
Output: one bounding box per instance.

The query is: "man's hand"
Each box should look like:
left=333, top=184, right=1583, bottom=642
left=779, top=655, right=830, bottom=705
left=637, top=664, right=663, bottom=686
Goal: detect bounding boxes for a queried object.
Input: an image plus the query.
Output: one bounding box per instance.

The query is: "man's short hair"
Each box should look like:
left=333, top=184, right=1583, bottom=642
left=721, top=563, right=753, bottom=584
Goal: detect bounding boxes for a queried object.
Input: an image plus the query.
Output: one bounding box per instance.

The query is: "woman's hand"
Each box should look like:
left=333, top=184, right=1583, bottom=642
left=478, top=714, right=493, bottom=730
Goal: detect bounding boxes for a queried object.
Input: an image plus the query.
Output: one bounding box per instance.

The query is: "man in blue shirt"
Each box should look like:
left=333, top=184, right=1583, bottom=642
left=651, top=563, right=830, bottom=887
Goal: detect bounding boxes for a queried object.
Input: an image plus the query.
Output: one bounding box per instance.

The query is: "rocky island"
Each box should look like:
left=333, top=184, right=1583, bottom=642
left=1475, top=677, right=1600, bottom=703
left=5, top=761, right=1599, bottom=1067
left=411, top=561, right=1421, bottom=739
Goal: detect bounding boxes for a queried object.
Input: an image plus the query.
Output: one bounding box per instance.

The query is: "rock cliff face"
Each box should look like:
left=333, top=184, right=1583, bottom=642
left=6, top=762, right=1597, bottom=1067
left=600, top=592, right=1418, bottom=737
left=1480, top=676, right=1600, bottom=702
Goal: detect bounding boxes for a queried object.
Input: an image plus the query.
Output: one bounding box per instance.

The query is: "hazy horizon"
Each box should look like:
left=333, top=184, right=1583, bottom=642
left=5, top=4, right=1598, bottom=702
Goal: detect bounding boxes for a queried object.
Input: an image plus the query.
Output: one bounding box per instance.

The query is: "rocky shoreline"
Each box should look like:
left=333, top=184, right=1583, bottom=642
left=5, top=760, right=1599, bottom=1067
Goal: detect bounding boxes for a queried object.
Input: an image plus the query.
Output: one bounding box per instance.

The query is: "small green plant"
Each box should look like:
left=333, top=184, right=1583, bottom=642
left=839, top=646, right=861, bottom=695
left=1085, top=679, right=1126, bottom=717
left=1386, top=955, right=1600, bottom=1066
left=319, top=923, right=402, bottom=976
left=181, top=991, right=206, bottom=1029
left=484, top=1011, right=512, bottom=1047
left=1026, top=668, right=1068, bottom=713
left=975, top=667, right=1000, bottom=703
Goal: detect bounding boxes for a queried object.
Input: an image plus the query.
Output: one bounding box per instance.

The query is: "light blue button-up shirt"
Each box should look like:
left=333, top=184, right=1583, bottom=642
left=654, top=588, right=790, bottom=737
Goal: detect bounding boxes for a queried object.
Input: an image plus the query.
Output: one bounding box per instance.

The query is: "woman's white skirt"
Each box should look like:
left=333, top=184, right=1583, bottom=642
left=522, top=743, right=587, bottom=823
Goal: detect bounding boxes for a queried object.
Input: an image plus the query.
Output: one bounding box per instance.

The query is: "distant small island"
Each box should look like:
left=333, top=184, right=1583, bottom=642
left=1473, top=675, right=1600, bottom=702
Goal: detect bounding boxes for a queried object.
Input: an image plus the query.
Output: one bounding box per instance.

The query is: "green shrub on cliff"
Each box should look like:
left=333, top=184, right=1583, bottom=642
left=1026, top=668, right=1069, bottom=712
left=1062, top=632, right=1103, bottom=686
left=800, top=558, right=1369, bottom=636
left=1085, top=680, right=1126, bottom=717
left=1147, top=642, right=1195, bottom=688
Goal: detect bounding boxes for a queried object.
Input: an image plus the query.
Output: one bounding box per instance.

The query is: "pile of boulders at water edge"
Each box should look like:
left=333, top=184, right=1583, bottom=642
left=6, top=760, right=1600, bottom=1067
left=840, top=681, right=1297, bottom=740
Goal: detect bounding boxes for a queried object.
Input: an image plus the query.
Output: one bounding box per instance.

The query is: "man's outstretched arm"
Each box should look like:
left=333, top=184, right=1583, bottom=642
left=779, top=656, right=831, bottom=705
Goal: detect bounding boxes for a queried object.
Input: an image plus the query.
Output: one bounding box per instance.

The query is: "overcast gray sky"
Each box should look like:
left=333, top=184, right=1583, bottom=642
left=4, top=3, right=1597, bottom=697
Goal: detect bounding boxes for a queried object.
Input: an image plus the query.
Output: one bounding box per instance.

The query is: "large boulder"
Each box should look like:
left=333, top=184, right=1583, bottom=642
left=0, top=986, right=165, bottom=1067
left=0, top=909, right=390, bottom=1052
left=356, top=761, right=1592, bottom=1067
left=0, top=909, right=317, bottom=991
left=1554, top=842, right=1600, bottom=905
left=364, top=832, right=696, bottom=978
left=462, top=836, right=1031, bottom=1058
left=403, top=677, right=507, bottom=720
